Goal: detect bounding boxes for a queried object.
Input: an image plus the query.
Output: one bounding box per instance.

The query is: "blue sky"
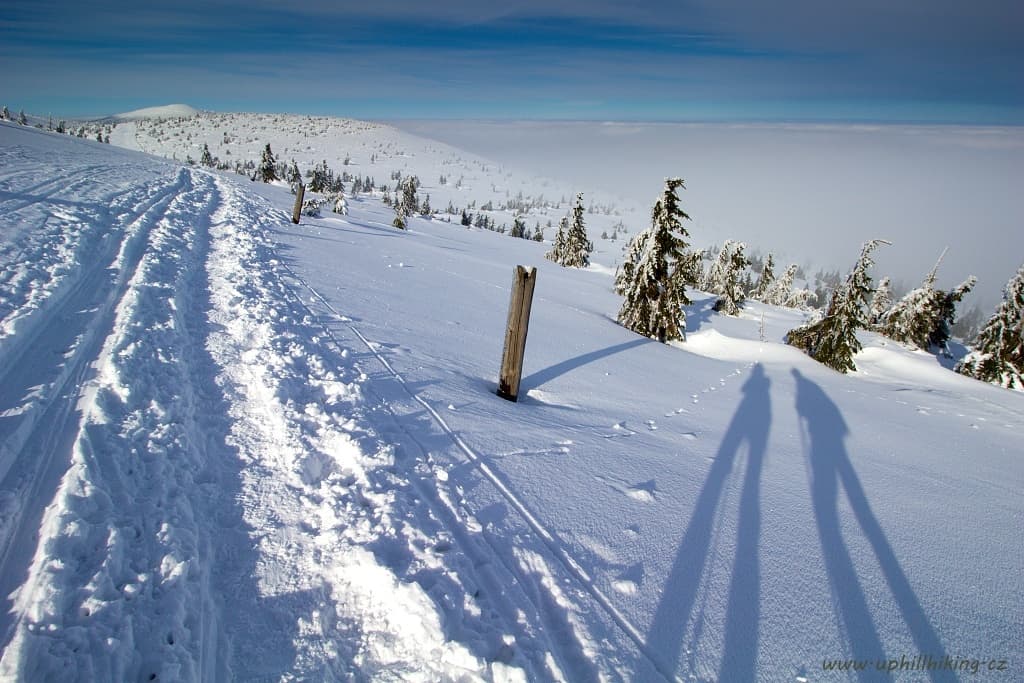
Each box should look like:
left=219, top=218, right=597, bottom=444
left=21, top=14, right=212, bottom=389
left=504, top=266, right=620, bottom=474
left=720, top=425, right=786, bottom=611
left=3, top=0, right=1022, bottom=123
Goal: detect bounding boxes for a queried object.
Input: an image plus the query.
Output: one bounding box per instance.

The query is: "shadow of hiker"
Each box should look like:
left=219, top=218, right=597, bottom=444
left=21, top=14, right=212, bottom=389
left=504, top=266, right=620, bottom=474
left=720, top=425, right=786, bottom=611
left=646, top=364, right=770, bottom=679
left=791, top=369, right=954, bottom=683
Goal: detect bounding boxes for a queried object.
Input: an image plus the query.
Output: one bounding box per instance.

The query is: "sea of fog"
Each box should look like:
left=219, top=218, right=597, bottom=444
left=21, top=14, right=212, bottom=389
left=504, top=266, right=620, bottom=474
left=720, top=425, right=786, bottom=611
left=393, top=120, right=1024, bottom=309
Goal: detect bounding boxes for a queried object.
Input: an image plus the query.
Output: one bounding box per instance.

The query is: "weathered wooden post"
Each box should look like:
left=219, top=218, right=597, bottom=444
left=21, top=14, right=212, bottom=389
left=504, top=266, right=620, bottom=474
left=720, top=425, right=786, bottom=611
left=291, top=183, right=305, bottom=224
left=497, top=265, right=537, bottom=402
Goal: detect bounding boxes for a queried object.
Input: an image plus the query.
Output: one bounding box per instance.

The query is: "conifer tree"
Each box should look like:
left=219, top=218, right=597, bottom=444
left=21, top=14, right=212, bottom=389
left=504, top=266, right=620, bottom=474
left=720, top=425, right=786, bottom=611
left=309, top=160, right=328, bottom=193
left=17, top=110, right=27, bottom=125
left=710, top=241, right=750, bottom=316
left=200, top=143, right=214, bottom=167
left=286, top=160, right=302, bottom=190
left=615, top=178, right=693, bottom=342
left=752, top=253, right=776, bottom=300
left=561, top=193, right=594, bottom=268
left=956, top=264, right=1024, bottom=390
left=545, top=217, right=568, bottom=263
left=0, top=106, right=9, bottom=121
left=510, top=215, right=527, bottom=239
left=700, top=244, right=731, bottom=293
left=765, top=264, right=798, bottom=306
left=787, top=239, right=888, bottom=373
left=880, top=251, right=974, bottom=352
left=869, top=276, right=893, bottom=327
left=532, top=225, right=544, bottom=242
left=929, top=276, right=976, bottom=354
left=258, top=143, right=277, bottom=182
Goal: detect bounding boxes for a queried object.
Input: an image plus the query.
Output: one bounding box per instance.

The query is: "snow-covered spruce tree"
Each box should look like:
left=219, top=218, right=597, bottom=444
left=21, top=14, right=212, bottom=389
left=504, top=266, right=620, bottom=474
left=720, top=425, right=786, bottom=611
left=309, top=160, right=329, bottom=193
left=880, top=252, right=974, bottom=352
left=333, top=192, right=349, bottom=215
left=532, top=225, right=544, bottom=242
left=784, top=288, right=817, bottom=311
left=615, top=178, right=693, bottom=343
left=258, top=144, right=277, bottom=183
left=786, top=239, right=887, bottom=373
left=18, top=110, right=28, bottom=126
left=764, top=263, right=798, bottom=306
left=0, top=106, right=9, bottom=121
left=956, top=264, right=1024, bottom=390
left=561, top=193, right=594, bottom=268
left=200, top=143, right=214, bottom=167
left=929, top=276, right=976, bottom=353
left=711, top=241, right=750, bottom=316
left=392, top=200, right=408, bottom=229
left=869, top=276, right=893, bottom=327
left=545, top=217, right=568, bottom=263
left=752, top=253, right=775, bottom=301
left=510, top=215, right=527, bottom=239
left=286, top=160, right=302, bottom=192
left=700, top=244, right=727, bottom=292
left=399, top=175, right=419, bottom=215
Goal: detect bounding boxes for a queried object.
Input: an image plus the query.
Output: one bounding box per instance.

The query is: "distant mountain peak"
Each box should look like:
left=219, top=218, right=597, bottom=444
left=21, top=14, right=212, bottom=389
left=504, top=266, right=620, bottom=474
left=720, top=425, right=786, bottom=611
left=113, top=104, right=201, bottom=120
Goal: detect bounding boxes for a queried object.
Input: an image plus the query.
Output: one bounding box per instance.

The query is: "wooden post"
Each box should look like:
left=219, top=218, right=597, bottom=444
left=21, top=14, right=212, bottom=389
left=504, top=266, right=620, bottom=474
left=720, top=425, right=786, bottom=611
left=497, top=265, right=537, bottom=402
left=291, top=183, right=305, bottom=224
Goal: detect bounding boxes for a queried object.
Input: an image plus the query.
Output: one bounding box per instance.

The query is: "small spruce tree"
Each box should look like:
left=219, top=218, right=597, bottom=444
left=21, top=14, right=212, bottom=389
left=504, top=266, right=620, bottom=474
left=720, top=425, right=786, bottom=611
left=786, top=239, right=888, bottom=373
left=880, top=251, right=974, bottom=352
left=615, top=178, right=693, bottom=342
left=869, top=276, right=894, bottom=327
left=200, top=143, right=215, bottom=167
left=752, top=253, right=776, bottom=301
left=510, top=215, right=527, bottom=239
left=711, top=241, right=750, bottom=316
left=0, top=106, right=9, bottom=121
left=929, top=276, right=976, bottom=354
left=561, top=193, right=594, bottom=268
left=765, top=264, right=798, bottom=307
left=258, top=143, right=277, bottom=182
left=956, top=264, right=1024, bottom=390
left=545, top=217, right=568, bottom=263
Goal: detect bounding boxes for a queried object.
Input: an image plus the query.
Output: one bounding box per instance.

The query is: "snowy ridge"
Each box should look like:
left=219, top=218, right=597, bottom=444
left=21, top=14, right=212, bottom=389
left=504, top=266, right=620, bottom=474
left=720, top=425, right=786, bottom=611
left=112, top=105, right=202, bottom=121
left=0, top=126, right=534, bottom=680
left=0, top=118, right=1021, bottom=681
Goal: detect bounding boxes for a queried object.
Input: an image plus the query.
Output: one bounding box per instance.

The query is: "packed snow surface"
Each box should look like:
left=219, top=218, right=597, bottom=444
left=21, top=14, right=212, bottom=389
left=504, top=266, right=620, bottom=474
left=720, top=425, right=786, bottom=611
left=1, top=119, right=1022, bottom=681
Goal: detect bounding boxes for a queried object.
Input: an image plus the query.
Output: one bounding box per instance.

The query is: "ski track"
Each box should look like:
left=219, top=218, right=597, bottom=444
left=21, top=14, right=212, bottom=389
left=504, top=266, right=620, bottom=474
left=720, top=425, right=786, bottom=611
left=277, top=260, right=673, bottom=681
left=0, top=144, right=534, bottom=681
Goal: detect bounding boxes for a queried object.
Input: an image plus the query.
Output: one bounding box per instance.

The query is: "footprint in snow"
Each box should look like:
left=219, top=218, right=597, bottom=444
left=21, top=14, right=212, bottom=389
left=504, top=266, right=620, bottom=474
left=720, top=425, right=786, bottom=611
left=646, top=420, right=657, bottom=431
left=680, top=432, right=698, bottom=440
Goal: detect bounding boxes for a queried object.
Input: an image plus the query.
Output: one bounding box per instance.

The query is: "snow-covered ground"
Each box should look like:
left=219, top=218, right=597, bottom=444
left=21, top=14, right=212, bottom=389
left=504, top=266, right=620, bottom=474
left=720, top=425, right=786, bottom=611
left=0, top=119, right=1021, bottom=681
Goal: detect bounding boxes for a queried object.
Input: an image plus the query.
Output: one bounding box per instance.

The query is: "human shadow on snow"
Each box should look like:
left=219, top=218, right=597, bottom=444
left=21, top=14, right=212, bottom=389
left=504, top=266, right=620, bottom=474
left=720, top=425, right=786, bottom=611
left=792, top=369, right=954, bottom=683
left=645, top=363, right=770, bottom=680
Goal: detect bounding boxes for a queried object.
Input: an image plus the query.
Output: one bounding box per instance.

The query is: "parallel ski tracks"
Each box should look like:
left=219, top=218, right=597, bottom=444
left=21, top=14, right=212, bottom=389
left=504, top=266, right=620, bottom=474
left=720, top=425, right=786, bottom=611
left=276, top=257, right=679, bottom=682
left=0, top=168, right=194, bottom=653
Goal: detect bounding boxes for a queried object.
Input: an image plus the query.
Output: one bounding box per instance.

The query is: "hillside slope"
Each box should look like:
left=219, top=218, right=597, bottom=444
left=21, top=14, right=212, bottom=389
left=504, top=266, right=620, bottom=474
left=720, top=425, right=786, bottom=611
left=1, top=120, right=1021, bottom=681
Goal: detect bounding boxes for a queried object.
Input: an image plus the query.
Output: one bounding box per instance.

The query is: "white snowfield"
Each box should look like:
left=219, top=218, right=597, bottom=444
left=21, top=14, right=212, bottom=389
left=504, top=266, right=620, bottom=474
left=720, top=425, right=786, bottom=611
left=0, top=120, right=1022, bottom=682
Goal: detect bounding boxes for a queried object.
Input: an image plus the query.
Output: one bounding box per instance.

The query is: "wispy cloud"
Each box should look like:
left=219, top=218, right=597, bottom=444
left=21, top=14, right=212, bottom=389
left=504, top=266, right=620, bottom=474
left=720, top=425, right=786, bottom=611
left=3, top=0, right=1021, bottom=121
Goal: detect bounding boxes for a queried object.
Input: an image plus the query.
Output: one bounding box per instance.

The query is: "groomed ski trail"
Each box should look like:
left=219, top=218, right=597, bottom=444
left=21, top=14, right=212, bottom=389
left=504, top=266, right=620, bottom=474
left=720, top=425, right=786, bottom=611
left=0, top=131, right=533, bottom=681
left=277, top=249, right=673, bottom=682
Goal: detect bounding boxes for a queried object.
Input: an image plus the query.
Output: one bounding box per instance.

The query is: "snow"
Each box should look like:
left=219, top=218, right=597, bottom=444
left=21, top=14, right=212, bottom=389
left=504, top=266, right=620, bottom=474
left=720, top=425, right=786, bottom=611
left=1, top=117, right=1022, bottom=681
left=112, top=104, right=202, bottom=121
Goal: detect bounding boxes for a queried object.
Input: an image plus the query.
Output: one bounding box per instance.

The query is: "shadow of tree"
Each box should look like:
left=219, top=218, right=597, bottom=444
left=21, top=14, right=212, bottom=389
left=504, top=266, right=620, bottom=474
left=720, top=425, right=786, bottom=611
left=646, top=364, right=771, bottom=679
left=792, top=369, right=954, bottom=683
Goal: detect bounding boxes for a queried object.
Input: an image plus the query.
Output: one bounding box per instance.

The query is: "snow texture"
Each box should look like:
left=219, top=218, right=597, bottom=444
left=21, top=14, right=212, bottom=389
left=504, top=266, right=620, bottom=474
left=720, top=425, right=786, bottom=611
left=0, top=117, right=1022, bottom=682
